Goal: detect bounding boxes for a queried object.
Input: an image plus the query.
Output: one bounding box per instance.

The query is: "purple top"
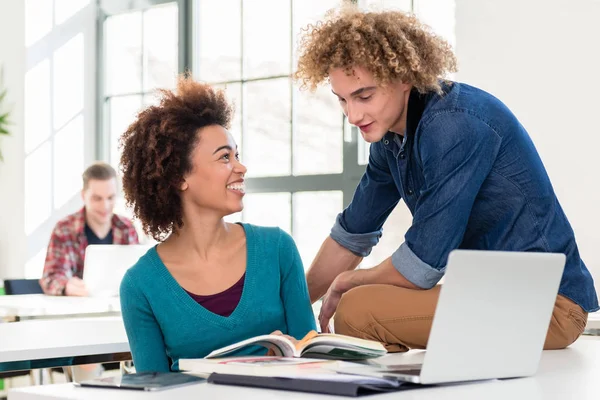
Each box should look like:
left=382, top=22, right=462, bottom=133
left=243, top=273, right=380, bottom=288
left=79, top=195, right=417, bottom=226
left=184, top=273, right=245, bottom=317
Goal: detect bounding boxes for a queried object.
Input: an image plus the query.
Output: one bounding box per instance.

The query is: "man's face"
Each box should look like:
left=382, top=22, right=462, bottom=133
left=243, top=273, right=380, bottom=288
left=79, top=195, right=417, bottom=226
left=81, top=178, right=117, bottom=225
left=329, top=66, right=412, bottom=142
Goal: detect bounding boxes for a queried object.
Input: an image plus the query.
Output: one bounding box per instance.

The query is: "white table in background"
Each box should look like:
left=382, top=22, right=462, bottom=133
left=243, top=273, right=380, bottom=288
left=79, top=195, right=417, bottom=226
left=585, top=311, right=600, bottom=334
left=8, top=337, right=600, bottom=400
left=0, top=316, right=130, bottom=373
left=0, top=294, right=121, bottom=322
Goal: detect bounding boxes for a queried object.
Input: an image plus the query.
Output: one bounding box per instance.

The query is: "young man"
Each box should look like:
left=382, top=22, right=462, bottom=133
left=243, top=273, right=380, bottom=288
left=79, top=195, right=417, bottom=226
left=294, top=6, right=598, bottom=350
left=40, top=162, right=139, bottom=296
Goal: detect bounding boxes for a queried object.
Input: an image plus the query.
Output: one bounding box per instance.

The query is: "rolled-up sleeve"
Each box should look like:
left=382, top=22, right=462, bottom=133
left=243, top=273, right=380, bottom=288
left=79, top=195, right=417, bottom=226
left=396, top=112, right=502, bottom=288
left=330, top=214, right=382, bottom=257
left=392, top=242, right=444, bottom=288
left=330, top=142, right=401, bottom=257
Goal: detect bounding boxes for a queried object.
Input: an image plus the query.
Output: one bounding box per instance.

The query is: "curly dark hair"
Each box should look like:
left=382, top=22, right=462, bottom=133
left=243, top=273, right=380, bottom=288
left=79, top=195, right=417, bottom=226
left=294, top=3, right=457, bottom=94
left=119, top=75, right=233, bottom=241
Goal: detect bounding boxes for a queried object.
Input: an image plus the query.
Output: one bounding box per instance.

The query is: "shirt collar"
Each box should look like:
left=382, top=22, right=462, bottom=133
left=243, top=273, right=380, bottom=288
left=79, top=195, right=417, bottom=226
left=382, top=81, right=454, bottom=149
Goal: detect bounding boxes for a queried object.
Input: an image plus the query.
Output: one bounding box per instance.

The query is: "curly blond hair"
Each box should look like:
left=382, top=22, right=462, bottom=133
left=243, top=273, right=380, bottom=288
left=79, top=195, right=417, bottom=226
left=294, top=4, right=457, bottom=94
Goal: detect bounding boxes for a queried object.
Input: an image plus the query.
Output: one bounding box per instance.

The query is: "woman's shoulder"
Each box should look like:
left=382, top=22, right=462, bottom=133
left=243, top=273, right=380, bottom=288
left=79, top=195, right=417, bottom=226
left=240, top=223, right=296, bottom=249
left=121, top=246, right=159, bottom=285
left=238, top=223, right=294, bottom=246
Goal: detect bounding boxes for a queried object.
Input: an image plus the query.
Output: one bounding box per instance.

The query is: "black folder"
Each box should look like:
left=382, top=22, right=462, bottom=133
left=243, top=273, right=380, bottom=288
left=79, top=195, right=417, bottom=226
left=207, top=373, right=426, bottom=397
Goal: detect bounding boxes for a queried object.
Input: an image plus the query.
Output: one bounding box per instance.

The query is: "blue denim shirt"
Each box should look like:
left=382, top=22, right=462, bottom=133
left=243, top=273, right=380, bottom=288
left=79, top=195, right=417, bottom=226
left=331, top=81, right=599, bottom=313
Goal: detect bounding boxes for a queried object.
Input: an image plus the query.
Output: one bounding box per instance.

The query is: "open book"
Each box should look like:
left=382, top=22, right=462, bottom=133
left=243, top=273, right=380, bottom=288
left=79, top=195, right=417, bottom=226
left=204, top=330, right=387, bottom=361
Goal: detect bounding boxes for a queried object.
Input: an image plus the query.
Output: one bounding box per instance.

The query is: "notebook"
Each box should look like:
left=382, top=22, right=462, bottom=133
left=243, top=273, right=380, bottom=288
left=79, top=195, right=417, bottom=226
left=74, top=372, right=205, bottom=392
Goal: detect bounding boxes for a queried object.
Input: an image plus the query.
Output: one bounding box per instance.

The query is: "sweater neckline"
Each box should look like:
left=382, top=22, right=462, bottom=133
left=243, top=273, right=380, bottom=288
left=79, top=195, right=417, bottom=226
left=148, top=223, right=256, bottom=330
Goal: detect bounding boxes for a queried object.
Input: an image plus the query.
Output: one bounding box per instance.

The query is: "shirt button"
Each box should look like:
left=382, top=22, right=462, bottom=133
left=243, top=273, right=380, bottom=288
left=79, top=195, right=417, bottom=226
left=407, top=189, right=414, bottom=195
left=384, top=139, right=389, bottom=145
left=399, top=153, right=405, bottom=159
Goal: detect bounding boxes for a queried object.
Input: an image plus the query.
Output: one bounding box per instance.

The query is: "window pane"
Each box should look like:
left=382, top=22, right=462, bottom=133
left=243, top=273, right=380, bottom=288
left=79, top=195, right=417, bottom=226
left=292, top=0, right=339, bottom=65
left=294, top=85, right=343, bottom=175
left=25, top=0, right=53, bottom=47
left=224, top=211, right=242, bottom=224
left=214, top=83, right=242, bottom=148
left=108, top=95, right=142, bottom=169
left=242, top=192, right=291, bottom=233
left=197, top=0, right=241, bottom=82
left=358, top=140, right=370, bottom=165
left=114, top=197, right=152, bottom=245
left=54, top=0, right=90, bottom=25
left=54, top=114, right=84, bottom=209
left=24, top=59, right=51, bottom=154
left=143, top=3, right=178, bottom=91
left=53, top=33, right=84, bottom=130
left=243, top=0, right=290, bottom=78
left=25, top=142, right=52, bottom=234
left=25, top=248, right=47, bottom=279
left=105, top=11, right=142, bottom=95
left=414, top=0, right=456, bottom=49
left=245, top=78, right=291, bottom=177
left=360, top=0, right=412, bottom=11
left=142, top=93, right=160, bottom=107
left=360, top=202, right=413, bottom=268
left=293, top=191, right=343, bottom=269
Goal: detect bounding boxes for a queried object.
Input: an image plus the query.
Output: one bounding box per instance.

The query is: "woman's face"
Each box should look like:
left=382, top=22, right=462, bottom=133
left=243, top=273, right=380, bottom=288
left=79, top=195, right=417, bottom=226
left=180, top=125, right=247, bottom=217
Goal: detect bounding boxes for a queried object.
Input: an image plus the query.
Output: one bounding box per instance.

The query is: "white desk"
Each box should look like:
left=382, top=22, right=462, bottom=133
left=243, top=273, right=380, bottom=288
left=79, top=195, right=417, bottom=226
left=0, top=317, right=130, bottom=372
left=0, top=294, right=121, bottom=321
left=8, top=337, right=600, bottom=400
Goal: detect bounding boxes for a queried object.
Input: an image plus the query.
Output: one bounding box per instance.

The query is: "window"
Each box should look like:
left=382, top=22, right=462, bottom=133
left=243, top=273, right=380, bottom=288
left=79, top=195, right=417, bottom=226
left=194, top=0, right=443, bottom=268
left=97, top=0, right=456, bottom=268
left=99, top=0, right=183, bottom=236
left=101, top=1, right=180, bottom=171
left=194, top=0, right=346, bottom=268
left=24, top=0, right=92, bottom=277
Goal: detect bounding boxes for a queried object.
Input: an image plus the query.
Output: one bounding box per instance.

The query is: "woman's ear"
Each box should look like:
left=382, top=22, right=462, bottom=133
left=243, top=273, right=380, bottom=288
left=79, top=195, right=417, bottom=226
left=180, top=181, right=189, bottom=191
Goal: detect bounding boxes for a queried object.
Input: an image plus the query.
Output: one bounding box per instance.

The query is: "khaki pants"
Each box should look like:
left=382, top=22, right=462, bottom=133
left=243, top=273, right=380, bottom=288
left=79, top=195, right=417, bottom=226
left=334, top=285, right=588, bottom=352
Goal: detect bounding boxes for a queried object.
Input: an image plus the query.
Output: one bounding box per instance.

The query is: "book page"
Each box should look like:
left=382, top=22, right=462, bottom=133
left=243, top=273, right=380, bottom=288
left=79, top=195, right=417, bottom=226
left=205, top=334, right=296, bottom=359
left=298, top=334, right=387, bottom=360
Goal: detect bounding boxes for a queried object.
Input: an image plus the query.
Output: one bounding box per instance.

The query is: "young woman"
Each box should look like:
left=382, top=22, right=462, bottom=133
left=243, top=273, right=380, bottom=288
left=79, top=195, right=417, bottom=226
left=119, top=76, right=316, bottom=372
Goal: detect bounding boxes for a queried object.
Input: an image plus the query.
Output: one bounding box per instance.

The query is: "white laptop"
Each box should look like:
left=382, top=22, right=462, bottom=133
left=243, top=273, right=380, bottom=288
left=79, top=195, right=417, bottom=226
left=83, top=244, right=153, bottom=297
left=338, top=249, right=565, bottom=385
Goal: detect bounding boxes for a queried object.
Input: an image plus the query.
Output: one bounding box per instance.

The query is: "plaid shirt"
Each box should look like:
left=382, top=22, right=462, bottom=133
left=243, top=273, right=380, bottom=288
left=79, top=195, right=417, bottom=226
left=40, top=207, right=139, bottom=295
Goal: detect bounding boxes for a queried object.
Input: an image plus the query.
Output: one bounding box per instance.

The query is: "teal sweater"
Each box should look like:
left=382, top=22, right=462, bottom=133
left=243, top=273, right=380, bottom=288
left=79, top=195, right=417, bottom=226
left=120, top=224, right=316, bottom=372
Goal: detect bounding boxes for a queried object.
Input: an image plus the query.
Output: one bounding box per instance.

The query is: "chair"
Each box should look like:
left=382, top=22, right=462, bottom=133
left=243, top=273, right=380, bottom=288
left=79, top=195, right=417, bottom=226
left=3, top=279, right=43, bottom=295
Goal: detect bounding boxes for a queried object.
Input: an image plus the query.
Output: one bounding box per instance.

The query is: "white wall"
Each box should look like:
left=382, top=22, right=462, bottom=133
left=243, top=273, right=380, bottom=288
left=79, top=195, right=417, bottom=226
left=455, top=0, right=600, bottom=293
left=0, top=1, right=27, bottom=281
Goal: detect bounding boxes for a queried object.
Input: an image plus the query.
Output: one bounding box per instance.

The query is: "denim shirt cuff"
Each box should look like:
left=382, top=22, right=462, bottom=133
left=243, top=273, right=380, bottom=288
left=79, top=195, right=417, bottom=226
left=392, top=242, right=444, bottom=289
left=330, top=214, right=382, bottom=257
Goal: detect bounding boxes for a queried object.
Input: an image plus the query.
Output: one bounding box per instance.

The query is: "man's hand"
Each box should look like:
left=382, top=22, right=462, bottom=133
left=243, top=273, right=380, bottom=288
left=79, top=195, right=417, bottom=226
left=317, top=258, right=422, bottom=333
left=306, top=237, right=363, bottom=303
left=318, top=271, right=358, bottom=333
left=65, top=277, right=88, bottom=297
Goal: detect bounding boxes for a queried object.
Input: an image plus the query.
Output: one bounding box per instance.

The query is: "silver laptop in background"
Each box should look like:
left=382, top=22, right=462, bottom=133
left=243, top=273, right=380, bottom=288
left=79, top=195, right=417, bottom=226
left=83, top=244, right=153, bottom=297
left=339, top=250, right=565, bottom=384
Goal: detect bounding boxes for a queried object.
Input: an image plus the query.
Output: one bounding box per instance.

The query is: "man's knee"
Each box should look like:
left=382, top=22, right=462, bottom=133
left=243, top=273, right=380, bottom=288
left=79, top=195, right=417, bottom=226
left=544, top=296, right=587, bottom=350
left=334, top=286, right=373, bottom=336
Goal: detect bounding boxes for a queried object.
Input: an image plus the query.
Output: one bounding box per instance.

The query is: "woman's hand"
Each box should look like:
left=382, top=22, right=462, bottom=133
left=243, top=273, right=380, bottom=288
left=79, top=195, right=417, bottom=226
left=266, top=330, right=299, bottom=356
